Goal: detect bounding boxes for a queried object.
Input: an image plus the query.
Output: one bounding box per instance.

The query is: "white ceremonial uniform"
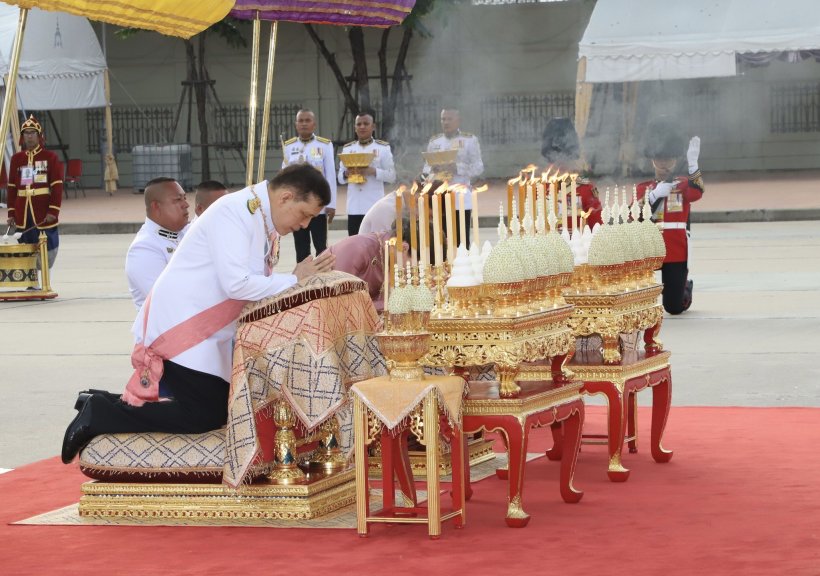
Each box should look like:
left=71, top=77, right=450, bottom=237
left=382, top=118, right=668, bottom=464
left=282, top=134, right=336, bottom=214
left=359, top=191, right=396, bottom=235
left=338, top=138, right=396, bottom=216
left=423, top=131, right=484, bottom=209
left=133, top=181, right=297, bottom=383
left=125, top=218, right=189, bottom=310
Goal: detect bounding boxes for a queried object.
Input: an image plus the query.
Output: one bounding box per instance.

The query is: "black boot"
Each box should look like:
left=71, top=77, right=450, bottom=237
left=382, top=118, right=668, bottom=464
left=62, top=396, right=97, bottom=464
left=682, top=279, right=693, bottom=311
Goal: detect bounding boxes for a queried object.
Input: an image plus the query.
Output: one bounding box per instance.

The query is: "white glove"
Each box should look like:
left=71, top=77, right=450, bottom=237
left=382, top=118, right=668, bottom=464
left=687, top=136, right=701, bottom=174
left=648, top=181, right=675, bottom=204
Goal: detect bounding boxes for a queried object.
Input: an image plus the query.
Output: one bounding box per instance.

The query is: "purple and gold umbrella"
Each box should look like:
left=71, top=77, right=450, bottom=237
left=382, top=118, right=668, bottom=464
left=228, top=1, right=417, bottom=184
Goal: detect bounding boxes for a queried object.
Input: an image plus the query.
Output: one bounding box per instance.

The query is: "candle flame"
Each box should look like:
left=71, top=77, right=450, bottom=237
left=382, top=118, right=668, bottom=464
left=434, top=181, right=449, bottom=194
left=410, top=181, right=418, bottom=194
left=395, top=185, right=407, bottom=197
left=421, top=181, right=434, bottom=195
left=508, top=177, right=520, bottom=186
left=388, top=237, right=397, bottom=246
left=450, top=183, right=468, bottom=194
left=473, top=185, right=488, bottom=194
left=570, top=173, right=579, bottom=181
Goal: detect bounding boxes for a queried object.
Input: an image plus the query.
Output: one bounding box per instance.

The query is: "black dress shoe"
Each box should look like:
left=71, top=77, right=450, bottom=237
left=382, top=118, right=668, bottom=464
left=74, top=389, right=122, bottom=411
left=62, top=398, right=96, bottom=464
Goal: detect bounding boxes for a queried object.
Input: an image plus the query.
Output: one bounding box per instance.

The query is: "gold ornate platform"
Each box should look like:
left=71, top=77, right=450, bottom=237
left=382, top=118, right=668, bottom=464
left=78, top=469, right=356, bottom=520
left=422, top=304, right=576, bottom=397
left=563, top=284, right=663, bottom=364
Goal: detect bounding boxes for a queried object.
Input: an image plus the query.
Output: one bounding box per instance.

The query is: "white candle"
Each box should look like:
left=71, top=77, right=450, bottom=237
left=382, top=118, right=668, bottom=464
left=458, top=188, right=467, bottom=248
left=445, top=191, right=456, bottom=262
left=570, top=175, right=578, bottom=234
left=471, top=187, right=480, bottom=247
left=418, top=193, right=428, bottom=271
left=383, top=239, right=390, bottom=311
left=561, top=179, right=568, bottom=232
left=432, top=193, right=443, bottom=267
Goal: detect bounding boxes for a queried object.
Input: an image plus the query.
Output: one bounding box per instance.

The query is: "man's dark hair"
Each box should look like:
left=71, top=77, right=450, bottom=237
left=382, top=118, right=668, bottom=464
left=195, top=180, right=226, bottom=193
left=144, top=177, right=179, bottom=210
left=270, top=163, right=331, bottom=206
left=441, top=106, right=460, bottom=113
left=356, top=109, right=377, bottom=123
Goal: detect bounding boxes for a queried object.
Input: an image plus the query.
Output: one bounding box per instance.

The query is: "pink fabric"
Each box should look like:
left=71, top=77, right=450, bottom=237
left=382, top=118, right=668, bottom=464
left=122, top=295, right=248, bottom=406
left=329, top=231, right=389, bottom=312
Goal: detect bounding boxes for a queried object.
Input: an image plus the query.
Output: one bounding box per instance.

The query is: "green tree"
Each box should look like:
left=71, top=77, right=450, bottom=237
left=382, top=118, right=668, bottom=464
left=305, top=0, right=451, bottom=146
left=116, top=18, right=248, bottom=181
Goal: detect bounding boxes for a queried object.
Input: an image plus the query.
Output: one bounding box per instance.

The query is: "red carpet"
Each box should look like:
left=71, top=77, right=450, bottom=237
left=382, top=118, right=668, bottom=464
left=2, top=406, right=819, bottom=576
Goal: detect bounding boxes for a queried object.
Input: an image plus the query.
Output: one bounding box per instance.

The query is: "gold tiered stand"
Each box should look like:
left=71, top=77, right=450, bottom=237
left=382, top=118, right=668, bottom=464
left=339, top=152, right=375, bottom=184
left=563, top=271, right=672, bottom=482
left=421, top=296, right=585, bottom=527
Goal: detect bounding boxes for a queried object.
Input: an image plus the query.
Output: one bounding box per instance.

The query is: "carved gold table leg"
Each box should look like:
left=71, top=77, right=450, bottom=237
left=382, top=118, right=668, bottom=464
left=601, top=332, right=622, bottom=365
left=496, top=364, right=520, bottom=398
left=269, top=399, right=306, bottom=484
left=644, top=314, right=664, bottom=354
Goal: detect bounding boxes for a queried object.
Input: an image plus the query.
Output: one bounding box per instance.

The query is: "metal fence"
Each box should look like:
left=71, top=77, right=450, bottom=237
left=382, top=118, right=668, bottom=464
left=771, top=81, right=820, bottom=133
left=340, top=95, right=442, bottom=146
left=213, top=103, right=301, bottom=148
left=86, top=102, right=301, bottom=154
left=480, top=92, right=575, bottom=144
left=86, top=106, right=176, bottom=153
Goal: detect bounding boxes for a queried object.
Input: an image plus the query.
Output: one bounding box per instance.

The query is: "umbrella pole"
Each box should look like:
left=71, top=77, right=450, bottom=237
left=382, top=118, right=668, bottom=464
left=256, top=21, right=279, bottom=183
left=103, top=69, right=118, bottom=194
left=245, top=15, right=262, bottom=187
left=0, top=8, right=28, bottom=170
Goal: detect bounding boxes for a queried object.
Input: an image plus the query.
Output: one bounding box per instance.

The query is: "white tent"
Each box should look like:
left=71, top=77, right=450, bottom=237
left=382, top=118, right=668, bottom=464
left=0, top=5, right=107, bottom=110
left=577, top=0, right=820, bottom=83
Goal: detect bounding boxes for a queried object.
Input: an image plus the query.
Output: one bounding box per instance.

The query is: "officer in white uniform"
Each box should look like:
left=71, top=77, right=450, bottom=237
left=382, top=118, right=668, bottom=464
left=338, top=112, right=396, bottom=236
left=61, top=165, right=336, bottom=463
left=282, top=108, right=337, bottom=261
left=422, top=107, right=484, bottom=246
left=125, top=177, right=190, bottom=310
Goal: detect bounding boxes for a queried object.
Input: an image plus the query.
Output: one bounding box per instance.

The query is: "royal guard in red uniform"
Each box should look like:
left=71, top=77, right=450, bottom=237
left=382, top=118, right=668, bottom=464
left=6, top=115, right=63, bottom=269
left=636, top=116, right=703, bottom=314
left=541, top=117, right=602, bottom=229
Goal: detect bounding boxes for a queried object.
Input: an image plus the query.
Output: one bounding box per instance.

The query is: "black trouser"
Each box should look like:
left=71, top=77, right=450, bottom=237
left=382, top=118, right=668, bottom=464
left=293, top=214, right=328, bottom=262
left=661, top=261, right=690, bottom=315
left=347, top=214, right=365, bottom=236
left=83, top=360, right=230, bottom=435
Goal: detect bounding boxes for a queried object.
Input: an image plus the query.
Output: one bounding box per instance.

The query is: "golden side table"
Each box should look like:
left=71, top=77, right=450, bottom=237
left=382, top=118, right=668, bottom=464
left=352, top=375, right=466, bottom=539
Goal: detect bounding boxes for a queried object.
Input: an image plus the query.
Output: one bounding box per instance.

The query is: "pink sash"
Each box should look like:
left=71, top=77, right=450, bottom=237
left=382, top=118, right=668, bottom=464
left=122, top=293, right=247, bottom=407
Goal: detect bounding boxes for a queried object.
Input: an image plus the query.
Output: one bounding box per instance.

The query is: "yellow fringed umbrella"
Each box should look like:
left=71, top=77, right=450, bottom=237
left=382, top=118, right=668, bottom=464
left=0, top=0, right=234, bottom=175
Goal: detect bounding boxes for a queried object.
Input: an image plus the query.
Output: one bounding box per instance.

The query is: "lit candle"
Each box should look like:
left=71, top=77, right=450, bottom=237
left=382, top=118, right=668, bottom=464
left=458, top=187, right=467, bottom=248
left=383, top=239, right=390, bottom=310
left=549, top=179, right=557, bottom=232
left=409, top=188, right=418, bottom=267
left=518, top=174, right=526, bottom=221
left=432, top=190, right=443, bottom=267
left=388, top=238, right=396, bottom=291
left=570, top=174, right=578, bottom=234
left=507, top=178, right=517, bottom=224
left=395, top=188, right=403, bottom=269
left=561, top=178, right=568, bottom=232
left=418, top=191, right=428, bottom=271
left=471, top=185, right=484, bottom=247
left=444, top=189, right=455, bottom=262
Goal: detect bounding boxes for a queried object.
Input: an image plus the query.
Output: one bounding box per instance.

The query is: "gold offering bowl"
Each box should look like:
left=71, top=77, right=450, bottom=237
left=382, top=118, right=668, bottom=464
left=483, top=280, right=526, bottom=317
left=423, top=149, right=458, bottom=180
left=339, top=152, right=375, bottom=184
left=446, top=284, right=483, bottom=317
left=376, top=331, right=432, bottom=381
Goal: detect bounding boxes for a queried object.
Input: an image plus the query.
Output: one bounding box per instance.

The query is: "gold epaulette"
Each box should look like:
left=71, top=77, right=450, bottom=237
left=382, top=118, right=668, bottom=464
left=343, top=140, right=356, bottom=148
left=316, top=135, right=331, bottom=144
left=429, top=133, right=443, bottom=142
left=375, top=139, right=389, bottom=146
left=283, top=136, right=297, bottom=145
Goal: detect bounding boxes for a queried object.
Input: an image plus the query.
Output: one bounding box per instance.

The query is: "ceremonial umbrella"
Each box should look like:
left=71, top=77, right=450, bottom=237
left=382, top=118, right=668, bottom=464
left=228, top=1, right=417, bottom=185
left=0, top=0, right=234, bottom=178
